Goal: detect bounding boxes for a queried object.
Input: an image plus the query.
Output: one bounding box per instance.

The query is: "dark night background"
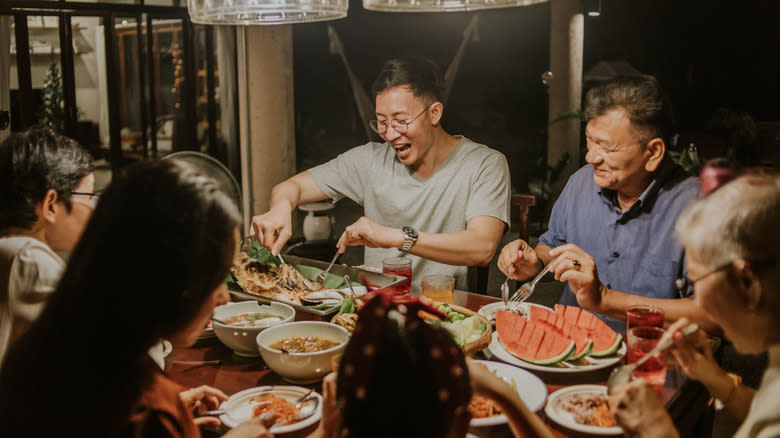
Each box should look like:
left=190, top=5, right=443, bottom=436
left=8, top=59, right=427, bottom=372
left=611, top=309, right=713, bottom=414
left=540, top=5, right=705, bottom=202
left=291, top=0, right=780, bottom=199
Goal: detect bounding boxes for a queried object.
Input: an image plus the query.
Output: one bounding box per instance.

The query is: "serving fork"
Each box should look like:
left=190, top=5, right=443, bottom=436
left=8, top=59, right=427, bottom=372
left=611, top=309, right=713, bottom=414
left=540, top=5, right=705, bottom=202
left=317, top=251, right=340, bottom=283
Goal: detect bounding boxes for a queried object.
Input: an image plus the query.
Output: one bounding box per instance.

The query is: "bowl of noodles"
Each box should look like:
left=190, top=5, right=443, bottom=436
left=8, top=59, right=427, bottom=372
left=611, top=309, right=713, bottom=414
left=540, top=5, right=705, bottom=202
left=218, top=385, right=322, bottom=433
left=256, top=321, right=349, bottom=384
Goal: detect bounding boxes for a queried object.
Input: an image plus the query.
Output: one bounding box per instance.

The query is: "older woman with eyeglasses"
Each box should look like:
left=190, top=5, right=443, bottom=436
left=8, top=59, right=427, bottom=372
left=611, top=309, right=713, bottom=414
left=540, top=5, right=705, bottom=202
left=610, top=173, right=780, bottom=438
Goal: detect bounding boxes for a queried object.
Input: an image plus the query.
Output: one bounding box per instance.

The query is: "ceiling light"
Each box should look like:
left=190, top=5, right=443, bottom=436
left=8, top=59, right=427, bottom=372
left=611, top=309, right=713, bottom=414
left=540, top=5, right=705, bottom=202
left=362, top=0, right=548, bottom=13
left=187, top=0, right=348, bottom=25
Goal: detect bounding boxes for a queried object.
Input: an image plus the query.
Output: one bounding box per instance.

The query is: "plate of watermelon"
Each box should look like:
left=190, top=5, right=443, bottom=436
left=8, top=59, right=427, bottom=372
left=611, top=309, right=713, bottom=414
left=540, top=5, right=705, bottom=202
left=488, top=304, right=625, bottom=373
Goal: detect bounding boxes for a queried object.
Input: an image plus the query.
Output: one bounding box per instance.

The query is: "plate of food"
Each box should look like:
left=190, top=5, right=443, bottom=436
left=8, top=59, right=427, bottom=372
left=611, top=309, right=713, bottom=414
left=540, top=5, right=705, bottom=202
left=544, top=385, right=621, bottom=435
left=218, top=386, right=322, bottom=433
left=486, top=304, right=625, bottom=373
left=198, top=320, right=215, bottom=340
left=429, top=303, right=492, bottom=355
left=469, top=360, right=547, bottom=427
left=228, top=245, right=401, bottom=316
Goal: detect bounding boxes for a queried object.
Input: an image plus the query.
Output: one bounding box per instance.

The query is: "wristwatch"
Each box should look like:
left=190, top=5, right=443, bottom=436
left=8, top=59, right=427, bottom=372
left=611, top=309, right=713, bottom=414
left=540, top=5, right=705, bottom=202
left=400, top=226, right=418, bottom=253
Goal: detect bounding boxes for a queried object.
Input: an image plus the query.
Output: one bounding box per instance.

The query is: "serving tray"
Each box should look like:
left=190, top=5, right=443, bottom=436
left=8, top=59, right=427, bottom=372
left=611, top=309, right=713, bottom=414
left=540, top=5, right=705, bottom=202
left=229, top=254, right=407, bottom=316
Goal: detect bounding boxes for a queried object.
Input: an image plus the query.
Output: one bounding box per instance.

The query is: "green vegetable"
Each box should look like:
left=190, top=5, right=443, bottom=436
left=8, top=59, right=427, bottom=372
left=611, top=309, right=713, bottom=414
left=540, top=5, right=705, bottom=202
left=339, top=298, right=356, bottom=314
left=249, top=241, right=281, bottom=266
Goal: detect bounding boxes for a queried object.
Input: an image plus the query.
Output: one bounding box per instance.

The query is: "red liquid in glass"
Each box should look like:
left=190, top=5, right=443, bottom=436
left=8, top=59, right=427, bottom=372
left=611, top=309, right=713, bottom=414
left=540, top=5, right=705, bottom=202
left=383, top=267, right=412, bottom=295
left=626, top=307, right=665, bottom=329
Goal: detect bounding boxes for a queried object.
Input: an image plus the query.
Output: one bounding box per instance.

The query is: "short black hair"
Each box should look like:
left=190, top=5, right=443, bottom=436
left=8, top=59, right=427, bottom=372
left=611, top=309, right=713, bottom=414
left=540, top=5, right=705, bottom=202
left=584, top=76, right=675, bottom=145
left=0, top=129, right=94, bottom=233
left=371, top=57, right=444, bottom=103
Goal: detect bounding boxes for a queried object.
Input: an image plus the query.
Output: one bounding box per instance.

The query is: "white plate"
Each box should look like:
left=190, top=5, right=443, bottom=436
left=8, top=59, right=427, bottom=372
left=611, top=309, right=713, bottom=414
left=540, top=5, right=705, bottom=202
left=199, top=321, right=215, bottom=339
left=219, top=385, right=322, bottom=433
left=544, top=385, right=622, bottom=435
left=488, top=332, right=625, bottom=373
left=469, top=360, right=547, bottom=427
left=477, top=302, right=534, bottom=323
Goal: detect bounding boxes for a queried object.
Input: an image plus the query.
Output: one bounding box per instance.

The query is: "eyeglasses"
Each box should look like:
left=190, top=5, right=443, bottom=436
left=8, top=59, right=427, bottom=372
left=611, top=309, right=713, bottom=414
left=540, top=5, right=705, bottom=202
left=586, top=134, right=651, bottom=154
left=71, top=191, right=100, bottom=208
left=369, top=103, right=432, bottom=135
left=675, top=263, right=732, bottom=298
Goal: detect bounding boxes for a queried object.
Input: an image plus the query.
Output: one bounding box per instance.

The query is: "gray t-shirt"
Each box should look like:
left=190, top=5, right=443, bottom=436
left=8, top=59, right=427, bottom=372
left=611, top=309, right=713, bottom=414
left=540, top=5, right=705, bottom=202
left=308, top=136, right=511, bottom=293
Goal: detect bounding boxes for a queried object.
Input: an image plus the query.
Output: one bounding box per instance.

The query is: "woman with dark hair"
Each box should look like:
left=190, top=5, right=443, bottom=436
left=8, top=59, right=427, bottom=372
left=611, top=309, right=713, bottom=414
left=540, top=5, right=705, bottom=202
left=0, top=129, right=95, bottom=364
left=0, top=160, right=272, bottom=437
left=318, top=291, right=554, bottom=438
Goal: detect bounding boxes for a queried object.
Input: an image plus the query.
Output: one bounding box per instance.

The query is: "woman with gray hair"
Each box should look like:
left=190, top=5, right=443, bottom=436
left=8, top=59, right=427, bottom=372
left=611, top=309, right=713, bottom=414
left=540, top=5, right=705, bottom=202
left=610, top=173, right=780, bottom=438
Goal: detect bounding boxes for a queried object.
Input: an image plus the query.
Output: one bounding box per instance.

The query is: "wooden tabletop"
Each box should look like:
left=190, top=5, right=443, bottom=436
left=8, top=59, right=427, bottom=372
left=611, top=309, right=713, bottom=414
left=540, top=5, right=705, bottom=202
left=166, top=291, right=711, bottom=438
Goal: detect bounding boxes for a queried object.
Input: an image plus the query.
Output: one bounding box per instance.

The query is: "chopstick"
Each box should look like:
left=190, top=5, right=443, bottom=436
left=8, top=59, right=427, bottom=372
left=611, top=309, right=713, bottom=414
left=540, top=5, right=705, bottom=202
left=169, top=359, right=221, bottom=366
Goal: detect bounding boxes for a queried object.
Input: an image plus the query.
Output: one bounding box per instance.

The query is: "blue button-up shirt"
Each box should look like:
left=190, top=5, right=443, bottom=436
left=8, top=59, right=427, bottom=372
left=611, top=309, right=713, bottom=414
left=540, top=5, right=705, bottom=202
left=538, top=157, right=701, bottom=332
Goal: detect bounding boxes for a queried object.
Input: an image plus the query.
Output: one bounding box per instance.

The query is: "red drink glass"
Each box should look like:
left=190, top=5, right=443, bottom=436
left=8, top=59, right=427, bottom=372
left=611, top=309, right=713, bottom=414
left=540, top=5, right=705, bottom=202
left=626, top=305, right=665, bottom=332
left=382, top=257, right=412, bottom=296
left=627, top=326, right=667, bottom=399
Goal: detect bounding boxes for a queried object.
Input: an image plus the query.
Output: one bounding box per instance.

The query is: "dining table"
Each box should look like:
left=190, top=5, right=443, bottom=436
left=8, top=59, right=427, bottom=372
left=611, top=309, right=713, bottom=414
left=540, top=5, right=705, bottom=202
left=166, top=290, right=714, bottom=438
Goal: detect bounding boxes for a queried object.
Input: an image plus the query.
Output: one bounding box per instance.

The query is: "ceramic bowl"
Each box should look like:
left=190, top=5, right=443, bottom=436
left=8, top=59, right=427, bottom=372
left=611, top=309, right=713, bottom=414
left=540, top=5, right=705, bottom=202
left=256, top=321, right=349, bottom=384
left=212, top=301, right=295, bottom=357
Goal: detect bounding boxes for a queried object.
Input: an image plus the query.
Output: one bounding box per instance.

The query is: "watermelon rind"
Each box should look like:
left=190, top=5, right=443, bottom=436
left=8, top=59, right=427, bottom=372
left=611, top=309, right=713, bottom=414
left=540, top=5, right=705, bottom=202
left=565, top=339, right=593, bottom=361
left=590, top=333, right=623, bottom=357
left=522, top=340, right=576, bottom=366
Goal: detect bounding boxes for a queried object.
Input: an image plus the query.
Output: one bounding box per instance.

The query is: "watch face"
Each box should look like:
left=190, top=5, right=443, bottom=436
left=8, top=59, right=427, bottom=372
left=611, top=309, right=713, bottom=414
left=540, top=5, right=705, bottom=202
left=403, top=226, right=418, bottom=239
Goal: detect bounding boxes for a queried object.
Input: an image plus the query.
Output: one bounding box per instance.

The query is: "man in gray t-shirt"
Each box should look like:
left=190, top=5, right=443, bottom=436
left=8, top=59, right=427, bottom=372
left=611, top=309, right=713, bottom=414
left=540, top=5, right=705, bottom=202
left=251, top=57, right=510, bottom=293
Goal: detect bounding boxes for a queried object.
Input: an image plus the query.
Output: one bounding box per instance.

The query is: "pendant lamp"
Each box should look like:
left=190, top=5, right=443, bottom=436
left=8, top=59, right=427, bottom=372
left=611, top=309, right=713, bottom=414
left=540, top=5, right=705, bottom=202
left=362, top=0, right=547, bottom=13
left=188, top=0, right=348, bottom=25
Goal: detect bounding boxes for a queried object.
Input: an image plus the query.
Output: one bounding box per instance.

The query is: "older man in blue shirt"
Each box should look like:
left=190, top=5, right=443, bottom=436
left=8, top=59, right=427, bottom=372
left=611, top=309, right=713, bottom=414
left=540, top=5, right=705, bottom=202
left=498, top=76, right=712, bottom=333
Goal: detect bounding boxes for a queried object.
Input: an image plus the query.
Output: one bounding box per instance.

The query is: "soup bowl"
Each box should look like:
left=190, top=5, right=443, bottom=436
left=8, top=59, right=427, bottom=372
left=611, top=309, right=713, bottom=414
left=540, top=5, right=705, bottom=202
left=213, top=301, right=295, bottom=357
left=256, top=321, right=349, bottom=384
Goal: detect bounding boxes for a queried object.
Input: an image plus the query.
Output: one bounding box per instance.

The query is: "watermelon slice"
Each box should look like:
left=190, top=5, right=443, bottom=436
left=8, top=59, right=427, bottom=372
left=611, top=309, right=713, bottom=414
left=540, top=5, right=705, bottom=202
left=531, top=307, right=594, bottom=361
left=556, top=304, right=623, bottom=357
left=496, top=310, right=575, bottom=365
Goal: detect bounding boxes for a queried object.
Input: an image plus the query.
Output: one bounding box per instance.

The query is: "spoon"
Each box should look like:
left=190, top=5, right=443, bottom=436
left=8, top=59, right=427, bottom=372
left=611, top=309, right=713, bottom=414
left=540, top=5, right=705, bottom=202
left=607, top=323, right=698, bottom=394
left=343, top=275, right=357, bottom=297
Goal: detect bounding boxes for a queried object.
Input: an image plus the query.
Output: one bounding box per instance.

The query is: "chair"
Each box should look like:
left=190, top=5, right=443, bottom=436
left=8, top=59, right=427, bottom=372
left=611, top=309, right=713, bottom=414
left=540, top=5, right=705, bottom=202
left=468, top=193, right=535, bottom=294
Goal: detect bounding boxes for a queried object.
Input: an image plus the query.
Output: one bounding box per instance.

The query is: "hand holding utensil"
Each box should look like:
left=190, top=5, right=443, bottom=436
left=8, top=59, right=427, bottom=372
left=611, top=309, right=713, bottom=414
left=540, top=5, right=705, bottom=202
left=607, top=323, right=698, bottom=394
left=509, top=259, right=564, bottom=308
left=317, top=251, right=341, bottom=283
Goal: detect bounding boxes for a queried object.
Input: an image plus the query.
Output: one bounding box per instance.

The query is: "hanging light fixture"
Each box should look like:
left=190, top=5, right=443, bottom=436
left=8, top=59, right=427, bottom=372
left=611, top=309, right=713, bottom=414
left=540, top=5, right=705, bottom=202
left=362, top=0, right=547, bottom=13
left=188, top=0, right=349, bottom=25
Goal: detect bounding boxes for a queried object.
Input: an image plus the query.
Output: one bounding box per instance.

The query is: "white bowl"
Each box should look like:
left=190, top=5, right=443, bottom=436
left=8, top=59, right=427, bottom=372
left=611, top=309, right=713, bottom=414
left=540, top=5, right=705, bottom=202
left=213, top=301, right=295, bottom=357
left=256, top=321, right=349, bottom=384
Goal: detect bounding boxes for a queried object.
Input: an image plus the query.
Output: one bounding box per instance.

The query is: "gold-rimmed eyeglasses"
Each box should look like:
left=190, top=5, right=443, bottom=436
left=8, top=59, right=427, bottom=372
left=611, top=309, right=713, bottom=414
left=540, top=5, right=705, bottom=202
left=369, top=103, right=432, bottom=135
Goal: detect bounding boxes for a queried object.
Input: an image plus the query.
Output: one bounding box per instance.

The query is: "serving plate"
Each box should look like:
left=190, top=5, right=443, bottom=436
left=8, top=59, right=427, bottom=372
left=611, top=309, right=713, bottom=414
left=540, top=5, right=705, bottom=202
left=485, top=303, right=626, bottom=373
left=230, top=254, right=404, bottom=316
left=544, top=385, right=622, bottom=435
left=218, top=385, right=322, bottom=433
left=470, top=360, right=547, bottom=427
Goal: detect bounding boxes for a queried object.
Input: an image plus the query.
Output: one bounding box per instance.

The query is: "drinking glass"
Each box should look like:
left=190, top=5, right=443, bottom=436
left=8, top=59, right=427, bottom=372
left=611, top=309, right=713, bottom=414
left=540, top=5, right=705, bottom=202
left=421, top=274, right=455, bottom=304
left=382, top=256, right=412, bottom=295
left=626, top=305, right=665, bottom=333
left=627, top=326, right=667, bottom=399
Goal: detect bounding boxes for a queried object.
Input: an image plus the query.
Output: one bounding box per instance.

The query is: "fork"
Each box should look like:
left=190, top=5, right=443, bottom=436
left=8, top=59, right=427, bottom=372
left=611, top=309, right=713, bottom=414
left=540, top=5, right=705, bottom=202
left=508, top=261, right=555, bottom=309
left=317, top=251, right=340, bottom=283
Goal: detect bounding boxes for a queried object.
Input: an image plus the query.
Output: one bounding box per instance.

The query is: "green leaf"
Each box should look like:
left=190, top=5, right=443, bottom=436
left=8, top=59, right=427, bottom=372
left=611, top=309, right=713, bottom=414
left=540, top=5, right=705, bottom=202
left=249, top=241, right=281, bottom=266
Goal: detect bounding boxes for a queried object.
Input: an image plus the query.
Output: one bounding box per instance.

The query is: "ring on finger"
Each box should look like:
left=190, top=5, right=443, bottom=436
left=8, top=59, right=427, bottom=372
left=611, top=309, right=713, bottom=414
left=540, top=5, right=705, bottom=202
left=571, top=260, right=581, bottom=270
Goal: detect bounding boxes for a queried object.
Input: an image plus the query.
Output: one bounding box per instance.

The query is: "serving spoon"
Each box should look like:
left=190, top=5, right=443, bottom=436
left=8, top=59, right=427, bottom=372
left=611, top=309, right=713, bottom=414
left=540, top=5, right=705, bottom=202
left=606, top=323, right=698, bottom=394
